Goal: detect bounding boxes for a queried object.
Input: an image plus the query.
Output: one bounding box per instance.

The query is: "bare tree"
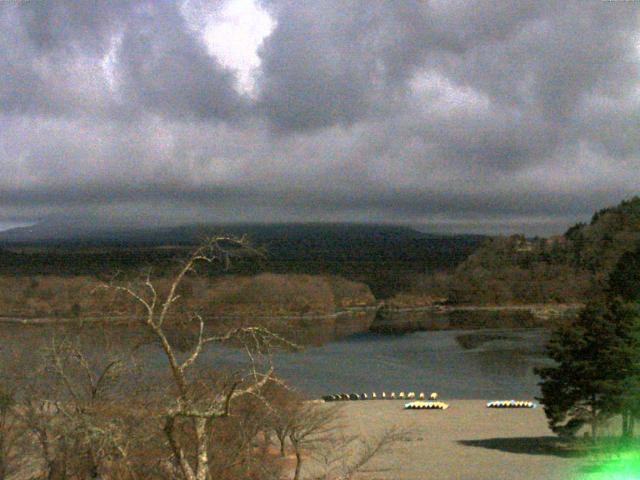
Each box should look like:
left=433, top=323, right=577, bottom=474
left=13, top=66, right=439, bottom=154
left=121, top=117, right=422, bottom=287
left=308, top=426, right=412, bottom=480
left=266, top=389, right=410, bottom=480
left=0, top=387, right=19, bottom=480
left=18, top=328, right=134, bottom=480
left=206, top=387, right=282, bottom=480
left=288, top=403, right=342, bottom=480
left=106, top=237, right=294, bottom=480
left=263, top=382, right=300, bottom=457
left=50, top=335, right=132, bottom=478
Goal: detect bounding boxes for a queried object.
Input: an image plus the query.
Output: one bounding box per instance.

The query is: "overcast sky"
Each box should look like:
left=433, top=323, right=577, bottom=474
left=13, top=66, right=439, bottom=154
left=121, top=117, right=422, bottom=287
left=1, top=0, right=639, bottom=235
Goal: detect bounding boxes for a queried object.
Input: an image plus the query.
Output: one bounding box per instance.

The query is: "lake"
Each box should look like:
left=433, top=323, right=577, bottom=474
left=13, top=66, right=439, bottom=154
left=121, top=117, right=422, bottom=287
left=206, top=328, right=552, bottom=399
left=0, top=324, right=551, bottom=400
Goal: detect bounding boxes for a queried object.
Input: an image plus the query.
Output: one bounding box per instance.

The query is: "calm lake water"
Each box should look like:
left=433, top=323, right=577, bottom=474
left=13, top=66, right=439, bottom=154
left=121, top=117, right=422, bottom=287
left=1, top=325, right=551, bottom=400
left=197, top=328, right=552, bottom=399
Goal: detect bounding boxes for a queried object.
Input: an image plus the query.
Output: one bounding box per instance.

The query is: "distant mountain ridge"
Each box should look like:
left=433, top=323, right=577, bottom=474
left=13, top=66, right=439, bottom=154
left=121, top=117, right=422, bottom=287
left=3, top=198, right=638, bottom=304
left=0, top=220, right=485, bottom=298
left=0, top=219, right=469, bottom=246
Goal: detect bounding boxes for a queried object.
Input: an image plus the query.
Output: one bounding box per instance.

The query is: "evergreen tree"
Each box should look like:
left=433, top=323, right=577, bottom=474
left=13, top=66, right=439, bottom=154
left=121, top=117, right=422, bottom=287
left=619, top=316, right=640, bottom=438
left=608, top=245, right=640, bottom=303
left=607, top=246, right=640, bottom=437
left=536, top=300, right=636, bottom=441
left=606, top=301, right=640, bottom=438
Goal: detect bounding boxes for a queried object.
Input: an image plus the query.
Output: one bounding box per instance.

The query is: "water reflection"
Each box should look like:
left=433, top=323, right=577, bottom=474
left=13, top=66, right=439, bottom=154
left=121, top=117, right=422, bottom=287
left=1, top=324, right=550, bottom=400
left=473, top=349, right=530, bottom=379
left=264, top=328, right=550, bottom=399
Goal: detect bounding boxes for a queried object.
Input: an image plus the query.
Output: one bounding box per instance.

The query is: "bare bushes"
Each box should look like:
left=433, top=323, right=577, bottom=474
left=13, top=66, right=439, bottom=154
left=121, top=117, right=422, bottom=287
left=404, top=265, right=593, bottom=306
left=0, top=275, right=138, bottom=319
left=325, top=275, right=375, bottom=309
left=1, top=241, right=396, bottom=480
left=264, top=383, right=409, bottom=480
left=204, top=273, right=376, bottom=316
left=0, top=388, right=19, bottom=480
left=0, top=273, right=375, bottom=320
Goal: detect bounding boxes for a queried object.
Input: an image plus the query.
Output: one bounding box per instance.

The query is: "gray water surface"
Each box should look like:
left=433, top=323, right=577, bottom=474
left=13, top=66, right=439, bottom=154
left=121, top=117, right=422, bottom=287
left=1, top=325, right=551, bottom=400
left=199, top=328, right=551, bottom=399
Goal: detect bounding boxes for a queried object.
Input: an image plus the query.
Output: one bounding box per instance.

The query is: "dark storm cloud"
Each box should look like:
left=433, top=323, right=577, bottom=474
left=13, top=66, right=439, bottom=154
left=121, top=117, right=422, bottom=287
left=0, top=0, right=244, bottom=120
left=17, top=0, right=131, bottom=54
left=257, top=0, right=639, bottom=163
left=0, top=1, right=129, bottom=116
left=118, top=1, right=247, bottom=120
left=256, top=0, right=547, bottom=130
left=0, top=180, right=633, bottom=223
left=1, top=0, right=639, bottom=235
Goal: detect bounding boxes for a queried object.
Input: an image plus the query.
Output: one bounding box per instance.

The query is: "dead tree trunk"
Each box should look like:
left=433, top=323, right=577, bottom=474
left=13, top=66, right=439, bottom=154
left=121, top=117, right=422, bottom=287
left=292, top=442, right=302, bottom=480
left=195, top=417, right=211, bottom=480
left=109, top=239, right=291, bottom=480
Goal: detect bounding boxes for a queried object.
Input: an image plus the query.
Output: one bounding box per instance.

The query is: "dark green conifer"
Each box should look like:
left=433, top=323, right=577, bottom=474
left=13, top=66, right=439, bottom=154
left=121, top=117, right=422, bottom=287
left=536, top=300, right=636, bottom=441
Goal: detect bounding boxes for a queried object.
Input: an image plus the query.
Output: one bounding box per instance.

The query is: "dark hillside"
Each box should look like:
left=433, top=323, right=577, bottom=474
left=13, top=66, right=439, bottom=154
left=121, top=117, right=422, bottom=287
left=563, top=196, right=640, bottom=276
left=0, top=223, right=484, bottom=298
left=404, top=196, right=640, bottom=305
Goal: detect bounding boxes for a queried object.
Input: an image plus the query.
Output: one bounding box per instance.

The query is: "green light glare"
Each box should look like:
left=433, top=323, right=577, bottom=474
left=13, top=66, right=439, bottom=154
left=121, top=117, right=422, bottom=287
left=582, top=450, right=640, bottom=480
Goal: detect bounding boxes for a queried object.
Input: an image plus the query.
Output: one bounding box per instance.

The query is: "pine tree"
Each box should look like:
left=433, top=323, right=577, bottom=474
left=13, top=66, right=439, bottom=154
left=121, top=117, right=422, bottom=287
left=607, top=246, right=640, bottom=437
left=536, top=300, right=635, bottom=441
left=608, top=245, right=640, bottom=303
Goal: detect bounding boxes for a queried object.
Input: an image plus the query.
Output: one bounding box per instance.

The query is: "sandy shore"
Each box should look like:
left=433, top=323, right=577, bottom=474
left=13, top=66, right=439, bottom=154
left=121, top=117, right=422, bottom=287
left=324, top=400, right=594, bottom=480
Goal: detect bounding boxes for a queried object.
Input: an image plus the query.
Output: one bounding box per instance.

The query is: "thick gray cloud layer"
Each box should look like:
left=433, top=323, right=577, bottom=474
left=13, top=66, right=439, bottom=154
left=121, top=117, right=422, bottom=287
left=1, top=0, right=639, bottom=235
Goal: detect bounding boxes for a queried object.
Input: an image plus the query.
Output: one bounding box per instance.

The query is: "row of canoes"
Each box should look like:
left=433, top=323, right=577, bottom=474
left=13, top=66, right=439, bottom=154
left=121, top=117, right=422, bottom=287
left=404, top=401, right=449, bottom=410
left=322, top=391, right=438, bottom=402
left=486, top=400, right=536, bottom=408
left=404, top=400, right=537, bottom=410
left=321, top=394, right=538, bottom=409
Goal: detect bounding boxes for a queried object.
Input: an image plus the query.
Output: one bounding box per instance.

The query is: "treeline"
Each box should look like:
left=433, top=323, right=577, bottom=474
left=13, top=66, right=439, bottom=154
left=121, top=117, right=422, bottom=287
left=564, top=197, right=640, bottom=277
left=0, top=273, right=375, bottom=319
left=0, top=224, right=484, bottom=298
left=4, top=196, right=640, bottom=306
left=537, top=241, right=640, bottom=443
left=407, top=197, right=640, bottom=305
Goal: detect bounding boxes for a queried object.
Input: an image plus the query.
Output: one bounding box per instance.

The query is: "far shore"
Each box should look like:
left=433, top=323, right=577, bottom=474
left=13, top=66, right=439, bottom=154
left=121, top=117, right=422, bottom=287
left=0, top=302, right=581, bottom=325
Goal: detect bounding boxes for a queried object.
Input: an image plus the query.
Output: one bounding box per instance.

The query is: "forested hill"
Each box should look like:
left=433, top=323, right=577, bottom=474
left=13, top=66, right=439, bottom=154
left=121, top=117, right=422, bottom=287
left=414, top=197, right=640, bottom=305
left=0, top=222, right=484, bottom=298
left=564, top=197, right=640, bottom=275
left=4, top=197, right=639, bottom=304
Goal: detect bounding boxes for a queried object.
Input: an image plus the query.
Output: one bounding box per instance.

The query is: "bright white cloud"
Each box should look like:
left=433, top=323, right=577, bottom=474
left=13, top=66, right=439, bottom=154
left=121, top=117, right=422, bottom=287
left=0, top=221, right=34, bottom=232
left=409, top=69, right=491, bottom=114
left=101, top=33, right=123, bottom=93
left=202, top=0, right=274, bottom=96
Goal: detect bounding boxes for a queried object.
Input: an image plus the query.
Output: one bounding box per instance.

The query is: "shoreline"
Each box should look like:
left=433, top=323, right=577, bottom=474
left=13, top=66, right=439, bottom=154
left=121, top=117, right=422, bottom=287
left=0, top=302, right=580, bottom=325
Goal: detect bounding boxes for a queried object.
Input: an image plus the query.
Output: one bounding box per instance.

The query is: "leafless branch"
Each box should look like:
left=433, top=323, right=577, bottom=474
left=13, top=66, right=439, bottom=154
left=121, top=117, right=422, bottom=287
left=102, top=237, right=289, bottom=480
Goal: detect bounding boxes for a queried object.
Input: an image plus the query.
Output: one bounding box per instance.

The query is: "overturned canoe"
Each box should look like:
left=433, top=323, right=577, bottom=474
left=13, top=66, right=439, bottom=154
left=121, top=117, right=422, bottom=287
left=486, top=400, right=536, bottom=408
left=404, top=401, right=449, bottom=410
left=320, top=390, right=440, bottom=402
